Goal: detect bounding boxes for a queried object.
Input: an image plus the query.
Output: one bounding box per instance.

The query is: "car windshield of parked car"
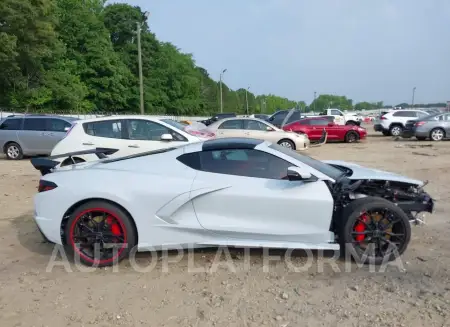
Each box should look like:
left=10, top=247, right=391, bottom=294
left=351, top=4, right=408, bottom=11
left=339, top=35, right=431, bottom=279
left=269, top=143, right=344, bottom=180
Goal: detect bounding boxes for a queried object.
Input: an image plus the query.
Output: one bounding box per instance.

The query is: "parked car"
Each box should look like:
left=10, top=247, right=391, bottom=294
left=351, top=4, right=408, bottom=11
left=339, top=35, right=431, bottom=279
left=402, top=112, right=450, bottom=141
left=50, top=116, right=214, bottom=166
left=266, top=109, right=305, bottom=128
left=374, top=109, right=435, bottom=136
left=204, top=117, right=310, bottom=150
left=0, top=114, right=78, bottom=160
left=282, top=117, right=367, bottom=143
left=30, top=137, right=434, bottom=267
left=199, top=113, right=236, bottom=126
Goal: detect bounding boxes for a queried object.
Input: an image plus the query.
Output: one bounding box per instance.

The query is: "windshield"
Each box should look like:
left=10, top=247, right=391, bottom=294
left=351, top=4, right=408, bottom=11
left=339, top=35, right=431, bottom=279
left=269, top=143, right=344, bottom=180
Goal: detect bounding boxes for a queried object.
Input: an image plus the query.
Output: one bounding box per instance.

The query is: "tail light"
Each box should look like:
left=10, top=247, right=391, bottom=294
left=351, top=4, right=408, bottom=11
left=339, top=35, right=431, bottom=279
left=38, top=180, right=57, bottom=192
left=415, top=121, right=426, bottom=127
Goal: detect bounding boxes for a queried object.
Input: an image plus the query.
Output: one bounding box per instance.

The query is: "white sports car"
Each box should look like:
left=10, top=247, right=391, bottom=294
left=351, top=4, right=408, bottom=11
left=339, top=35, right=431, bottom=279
left=31, top=138, right=434, bottom=267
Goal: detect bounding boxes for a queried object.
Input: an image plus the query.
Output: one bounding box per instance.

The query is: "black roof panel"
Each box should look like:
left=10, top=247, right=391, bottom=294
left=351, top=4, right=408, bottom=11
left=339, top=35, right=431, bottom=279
left=202, top=138, right=264, bottom=151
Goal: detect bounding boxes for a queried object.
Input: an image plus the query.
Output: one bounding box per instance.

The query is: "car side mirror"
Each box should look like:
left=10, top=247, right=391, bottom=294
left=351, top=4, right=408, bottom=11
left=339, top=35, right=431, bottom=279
left=266, top=126, right=274, bottom=131
left=64, top=126, right=70, bottom=132
left=160, top=133, right=173, bottom=141
left=287, top=166, right=312, bottom=181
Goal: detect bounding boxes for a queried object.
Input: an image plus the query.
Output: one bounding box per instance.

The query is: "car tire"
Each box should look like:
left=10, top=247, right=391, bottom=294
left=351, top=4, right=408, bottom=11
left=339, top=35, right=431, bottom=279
left=382, top=131, right=390, bottom=136
left=339, top=196, right=411, bottom=265
left=416, top=136, right=427, bottom=141
left=60, top=157, right=85, bottom=167
left=430, top=128, right=445, bottom=141
left=64, top=200, right=137, bottom=267
left=5, top=142, right=23, bottom=160
left=277, top=139, right=296, bottom=150
left=344, top=131, right=359, bottom=143
left=389, top=125, right=403, bottom=137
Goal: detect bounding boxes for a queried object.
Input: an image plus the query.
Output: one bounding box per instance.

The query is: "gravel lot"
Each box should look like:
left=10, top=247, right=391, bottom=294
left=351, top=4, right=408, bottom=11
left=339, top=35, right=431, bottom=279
left=1, top=127, right=450, bottom=327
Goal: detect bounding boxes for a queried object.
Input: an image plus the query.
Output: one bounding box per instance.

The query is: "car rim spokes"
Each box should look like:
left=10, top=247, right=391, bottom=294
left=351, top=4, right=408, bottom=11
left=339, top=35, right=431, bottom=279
left=432, top=130, right=443, bottom=140
left=281, top=142, right=292, bottom=148
left=8, top=146, right=19, bottom=158
left=351, top=209, right=407, bottom=260
left=71, top=210, right=127, bottom=263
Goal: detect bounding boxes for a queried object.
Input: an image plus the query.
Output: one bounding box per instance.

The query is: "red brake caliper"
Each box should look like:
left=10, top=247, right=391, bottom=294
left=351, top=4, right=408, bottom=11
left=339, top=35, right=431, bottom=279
left=106, top=216, right=121, bottom=237
left=354, top=213, right=368, bottom=242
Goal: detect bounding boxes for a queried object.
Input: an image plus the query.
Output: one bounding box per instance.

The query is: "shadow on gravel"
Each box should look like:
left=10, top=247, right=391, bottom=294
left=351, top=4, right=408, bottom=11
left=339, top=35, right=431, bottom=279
left=10, top=212, right=54, bottom=257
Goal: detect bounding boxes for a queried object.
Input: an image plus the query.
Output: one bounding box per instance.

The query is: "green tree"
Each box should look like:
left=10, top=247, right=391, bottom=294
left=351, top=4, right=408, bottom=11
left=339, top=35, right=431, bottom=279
left=309, top=94, right=353, bottom=112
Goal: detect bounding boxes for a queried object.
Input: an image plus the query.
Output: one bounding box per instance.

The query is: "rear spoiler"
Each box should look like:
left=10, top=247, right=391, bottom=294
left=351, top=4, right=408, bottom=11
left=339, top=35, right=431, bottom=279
left=30, top=147, right=119, bottom=176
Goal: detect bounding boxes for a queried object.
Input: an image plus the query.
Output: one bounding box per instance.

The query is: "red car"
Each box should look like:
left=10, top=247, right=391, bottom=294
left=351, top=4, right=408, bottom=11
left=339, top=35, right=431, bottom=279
left=282, top=117, right=367, bottom=143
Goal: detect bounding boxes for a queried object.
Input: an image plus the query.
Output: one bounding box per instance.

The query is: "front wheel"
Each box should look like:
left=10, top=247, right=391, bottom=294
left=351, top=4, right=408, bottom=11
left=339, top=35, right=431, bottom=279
left=277, top=139, right=296, bottom=150
left=64, top=201, right=137, bottom=267
left=344, top=131, right=359, bottom=143
left=339, top=196, right=411, bottom=265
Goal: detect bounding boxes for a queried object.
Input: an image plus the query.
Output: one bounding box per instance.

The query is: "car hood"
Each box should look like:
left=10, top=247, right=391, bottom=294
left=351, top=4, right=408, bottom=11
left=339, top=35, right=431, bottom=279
left=322, top=160, right=424, bottom=186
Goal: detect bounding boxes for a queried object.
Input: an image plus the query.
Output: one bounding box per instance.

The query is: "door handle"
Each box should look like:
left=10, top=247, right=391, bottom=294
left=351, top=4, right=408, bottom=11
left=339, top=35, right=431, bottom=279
left=82, top=142, right=94, bottom=146
left=128, top=144, right=140, bottom=148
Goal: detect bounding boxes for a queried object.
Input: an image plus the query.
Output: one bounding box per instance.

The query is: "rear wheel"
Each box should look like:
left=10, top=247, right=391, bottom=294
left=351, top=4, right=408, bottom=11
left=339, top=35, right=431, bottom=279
left=339, top=197, right=411, bottom=265
left=389, top=125, right=403, bottom=137
left=277, top=139, right=296, bottom=150
left=344, top=131, right=359, bottom=143
left=430, top=128, right=445, bottom=141
left=5, top=142, right=23, bottom=160
left=64, top=201, right=137, bottom=267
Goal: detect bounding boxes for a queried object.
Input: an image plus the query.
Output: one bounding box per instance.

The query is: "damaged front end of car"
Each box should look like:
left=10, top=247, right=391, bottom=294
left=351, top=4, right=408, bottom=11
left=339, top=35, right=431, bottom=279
left=329, top=177, right=434, bottom=226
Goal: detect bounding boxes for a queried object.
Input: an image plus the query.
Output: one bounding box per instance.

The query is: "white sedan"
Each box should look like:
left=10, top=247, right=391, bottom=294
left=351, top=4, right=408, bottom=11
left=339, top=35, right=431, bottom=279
left=50, top=116, right=214, bottom=166
left=31, top=138, right=433, bottom=267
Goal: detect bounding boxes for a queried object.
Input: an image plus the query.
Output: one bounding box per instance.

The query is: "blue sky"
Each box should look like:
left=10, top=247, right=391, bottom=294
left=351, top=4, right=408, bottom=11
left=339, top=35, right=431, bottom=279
left=112, top=0, right=450, bottom=105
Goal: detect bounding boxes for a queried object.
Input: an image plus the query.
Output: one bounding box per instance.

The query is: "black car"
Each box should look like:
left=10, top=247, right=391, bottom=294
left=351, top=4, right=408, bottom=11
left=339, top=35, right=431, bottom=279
left=199, top=113, right=236, bottom=126
left=266, top=109, right=305, bottom=128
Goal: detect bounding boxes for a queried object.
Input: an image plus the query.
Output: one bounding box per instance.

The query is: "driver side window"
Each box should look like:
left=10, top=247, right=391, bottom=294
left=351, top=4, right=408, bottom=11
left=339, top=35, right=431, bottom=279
left=177, top=149, right=293, bottom=180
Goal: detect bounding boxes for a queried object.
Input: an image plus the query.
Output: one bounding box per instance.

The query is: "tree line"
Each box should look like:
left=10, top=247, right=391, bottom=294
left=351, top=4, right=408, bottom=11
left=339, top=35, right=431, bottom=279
left=0, top=1, right=446, bottom=116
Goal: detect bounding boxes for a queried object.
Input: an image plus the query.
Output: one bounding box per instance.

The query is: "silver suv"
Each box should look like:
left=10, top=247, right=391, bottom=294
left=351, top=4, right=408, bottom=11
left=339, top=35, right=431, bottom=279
left=0, top=115, right=78, bottom=160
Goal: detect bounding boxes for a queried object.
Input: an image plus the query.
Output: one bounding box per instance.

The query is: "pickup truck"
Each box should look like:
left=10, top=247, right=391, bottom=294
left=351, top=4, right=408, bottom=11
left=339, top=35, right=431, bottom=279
left=317, top=109, right=361, bottom=126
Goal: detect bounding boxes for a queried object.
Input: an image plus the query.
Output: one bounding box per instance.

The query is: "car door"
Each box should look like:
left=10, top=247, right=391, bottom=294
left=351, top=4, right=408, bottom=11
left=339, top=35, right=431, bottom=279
left=330, top=109, right=345, bottom=125
left=123, top=119, right=188, bottom=154
left=243, top=119, right=271, bottom=140
left=309, top=119, right=330, bottom=139
left=189, top=149, right=334, bottom=243
left=215, top=119, right=245, bottom=138
left=44, top=118, right=73, bottom=154
left=17, top=118, right=48, bottom=155
left=81, top=119, right=132, bottom=157
left=443, top=114, right=450, bottom=135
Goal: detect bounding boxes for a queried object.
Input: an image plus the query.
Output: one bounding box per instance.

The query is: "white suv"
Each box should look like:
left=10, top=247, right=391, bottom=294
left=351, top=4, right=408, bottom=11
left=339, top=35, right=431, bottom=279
left=378, top=109, right=434, bottom=136
left=51, top=116, right=214, bottom=165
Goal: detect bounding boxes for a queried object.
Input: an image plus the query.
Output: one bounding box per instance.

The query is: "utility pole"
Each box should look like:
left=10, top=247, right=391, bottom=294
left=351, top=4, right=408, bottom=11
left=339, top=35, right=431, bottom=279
left=137, top=12, right=149, bottom=115
left=219, top=69, right=227, bottom=113
left=313, top=91, right=317, bottom=112
left=412, top=87, right=416, bottom=108
left=245, top=86, right=250, bottom=115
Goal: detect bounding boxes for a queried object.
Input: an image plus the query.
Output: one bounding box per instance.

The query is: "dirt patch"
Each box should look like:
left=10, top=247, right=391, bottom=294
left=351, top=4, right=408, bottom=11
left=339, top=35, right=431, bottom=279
left=1, top=128, right=450, bottom=327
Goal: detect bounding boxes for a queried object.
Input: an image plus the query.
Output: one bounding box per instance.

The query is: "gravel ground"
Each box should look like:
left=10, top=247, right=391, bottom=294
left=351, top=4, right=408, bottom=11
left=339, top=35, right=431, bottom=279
left=0, top=126, right=449, bottom=327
